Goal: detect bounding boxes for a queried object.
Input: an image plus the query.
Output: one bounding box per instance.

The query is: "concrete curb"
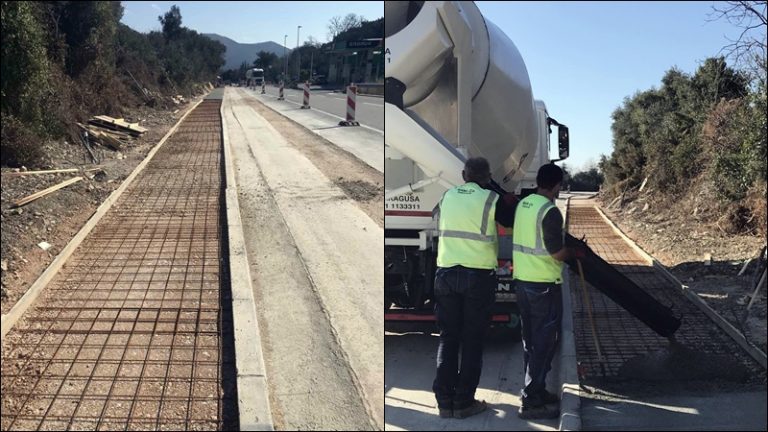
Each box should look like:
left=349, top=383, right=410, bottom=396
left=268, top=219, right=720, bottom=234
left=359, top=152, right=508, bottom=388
left=592, top=205, right=653, bottom=266
left=593, top=205, right=767, bottom=369
left=559, top=196, right=582, bottom=431
left=219, top=92, right=275, bottom=431
left=1, top=98, right=204, bottom=342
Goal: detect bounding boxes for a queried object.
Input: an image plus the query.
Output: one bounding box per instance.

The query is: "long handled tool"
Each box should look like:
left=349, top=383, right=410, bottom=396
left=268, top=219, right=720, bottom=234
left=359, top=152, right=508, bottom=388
left=577, top=259, right=607, bottom=377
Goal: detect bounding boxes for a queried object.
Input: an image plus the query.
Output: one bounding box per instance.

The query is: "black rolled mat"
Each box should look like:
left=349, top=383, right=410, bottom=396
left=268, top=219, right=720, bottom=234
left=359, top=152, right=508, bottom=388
left=565, top=233, right=682, bottom=337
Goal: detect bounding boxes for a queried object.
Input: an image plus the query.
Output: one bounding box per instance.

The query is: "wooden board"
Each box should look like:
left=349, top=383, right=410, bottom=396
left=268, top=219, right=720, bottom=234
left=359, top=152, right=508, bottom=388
left=4, top=167, right=102, bottom=177
left=12, top=177, right=83, bottom=207
left=88, top=115, right=147, bottom=136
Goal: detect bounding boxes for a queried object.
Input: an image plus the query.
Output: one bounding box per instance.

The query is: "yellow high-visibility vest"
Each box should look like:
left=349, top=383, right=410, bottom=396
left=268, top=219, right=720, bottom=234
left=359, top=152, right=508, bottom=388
left=437, top=182, right=499, bottom=269
left=512, top=193, right=564, bottom=283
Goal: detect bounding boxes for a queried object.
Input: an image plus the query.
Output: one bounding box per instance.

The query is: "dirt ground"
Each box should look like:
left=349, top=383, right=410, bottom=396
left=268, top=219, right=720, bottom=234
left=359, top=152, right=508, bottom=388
left=601, top=200, right=767, bottom=354
left=1, top=98, right=201, bottom=315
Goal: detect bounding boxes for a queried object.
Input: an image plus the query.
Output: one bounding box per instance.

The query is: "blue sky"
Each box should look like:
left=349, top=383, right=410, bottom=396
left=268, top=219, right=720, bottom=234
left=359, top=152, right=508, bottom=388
left=476, top=1, right=757, bottom=172
left=121, top=1, right=383, bottom=45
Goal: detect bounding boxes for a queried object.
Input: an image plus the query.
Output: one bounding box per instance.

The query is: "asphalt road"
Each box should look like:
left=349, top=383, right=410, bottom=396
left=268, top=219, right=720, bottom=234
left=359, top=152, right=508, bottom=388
left=256, top=84, right=384, bottom=132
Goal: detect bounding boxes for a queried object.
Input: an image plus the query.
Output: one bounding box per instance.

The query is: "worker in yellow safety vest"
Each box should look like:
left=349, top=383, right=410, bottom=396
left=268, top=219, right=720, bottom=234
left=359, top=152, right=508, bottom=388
left=513, top=163, right=585, bottom=420
left=432, top=157, right=517, bottom=420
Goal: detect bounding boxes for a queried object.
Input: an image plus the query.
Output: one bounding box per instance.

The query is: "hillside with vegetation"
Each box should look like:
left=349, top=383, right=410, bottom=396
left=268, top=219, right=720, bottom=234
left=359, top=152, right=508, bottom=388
left=593, top=3, right=766, bottom=351
left=1, top=2, right=224, bottom=167
left=598, top=3, right=766, bottom=239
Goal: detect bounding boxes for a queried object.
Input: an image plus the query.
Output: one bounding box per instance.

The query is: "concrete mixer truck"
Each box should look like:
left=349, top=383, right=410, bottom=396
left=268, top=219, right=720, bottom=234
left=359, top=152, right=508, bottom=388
left=246, top=68, right=264, bottom=89
left=383, top=1, right=571, bottom=327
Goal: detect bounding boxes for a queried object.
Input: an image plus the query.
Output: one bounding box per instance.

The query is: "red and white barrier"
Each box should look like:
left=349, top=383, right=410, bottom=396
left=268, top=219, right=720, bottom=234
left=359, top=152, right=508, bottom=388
left=278, top=81, right=285, bottom=100
left=301, top=81, right=311, bottom=109
left=338, top=84, right=360, bottom=126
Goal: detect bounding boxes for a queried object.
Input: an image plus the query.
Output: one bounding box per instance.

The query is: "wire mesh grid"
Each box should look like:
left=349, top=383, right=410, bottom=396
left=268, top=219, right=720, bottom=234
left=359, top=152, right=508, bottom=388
left=1, top=100, right=238, bottom=431
left=567, top=205, right=764, bottom=381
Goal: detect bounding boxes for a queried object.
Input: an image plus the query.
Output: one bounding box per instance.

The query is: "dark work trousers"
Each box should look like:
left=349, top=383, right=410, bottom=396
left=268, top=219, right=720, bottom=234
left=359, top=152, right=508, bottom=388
left=432, top=266, right=496, bottom=410
left=515, top=280, right=563, bottom=407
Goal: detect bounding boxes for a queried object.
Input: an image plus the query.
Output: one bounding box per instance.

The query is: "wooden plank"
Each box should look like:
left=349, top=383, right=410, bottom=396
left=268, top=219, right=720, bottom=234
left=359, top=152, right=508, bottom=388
left=90, top=115, right=147, bottom=134
left=101, top=134, right=123, bottom=150
left=12, top=177, right=83, bottom=207
left=6, top=168, right=77, bottom=176
left=99, top=129, right=132, bottom=139
left=89, top=119, right=142, bottom=137
left=638, top=176, right=649, bottom=192
left=79, top=122, right=132, bottom=139
left=89, top=130, right=123, bottom=150
left=4, top=167, right=102, bottom=177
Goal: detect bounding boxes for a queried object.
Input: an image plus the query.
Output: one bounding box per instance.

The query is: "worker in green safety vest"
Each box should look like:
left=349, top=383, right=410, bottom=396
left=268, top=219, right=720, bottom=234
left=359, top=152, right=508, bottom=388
left=432, top=157, right=517, bottom=420
left=513, top=163, right=586, bottom=420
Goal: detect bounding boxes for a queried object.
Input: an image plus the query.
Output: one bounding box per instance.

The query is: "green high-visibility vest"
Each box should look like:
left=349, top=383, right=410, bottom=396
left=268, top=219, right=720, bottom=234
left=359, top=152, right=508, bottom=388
left=512, top=193, right=564, bottom=283
left=437, top=182, right=499, bottom=270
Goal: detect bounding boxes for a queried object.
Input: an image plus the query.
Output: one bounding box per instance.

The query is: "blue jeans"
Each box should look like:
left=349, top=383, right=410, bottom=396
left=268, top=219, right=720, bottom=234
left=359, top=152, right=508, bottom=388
left=432, top=266, right=496, bottom=410
left=516, top=281, right=562, bottom=407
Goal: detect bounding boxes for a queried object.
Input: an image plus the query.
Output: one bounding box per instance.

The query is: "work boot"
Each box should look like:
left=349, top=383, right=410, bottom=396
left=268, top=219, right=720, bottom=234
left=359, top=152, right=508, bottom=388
left=522, top=389, right=560, bottom=407
left=453, top=399, right=487, bottom=419
left=436, top=398, right=453, bottom=418
left=517, top=403, right=560, bottom=420
left=540, top=389, right=560, bottom=405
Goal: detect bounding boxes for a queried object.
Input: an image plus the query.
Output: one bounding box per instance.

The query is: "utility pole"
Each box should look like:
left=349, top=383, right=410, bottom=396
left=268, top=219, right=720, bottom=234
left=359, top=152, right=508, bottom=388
left=309, top=50, right=314, bottom=83
left=283, top=34, right=288, bottom=82
left=296, top=26, right=302, bottom=81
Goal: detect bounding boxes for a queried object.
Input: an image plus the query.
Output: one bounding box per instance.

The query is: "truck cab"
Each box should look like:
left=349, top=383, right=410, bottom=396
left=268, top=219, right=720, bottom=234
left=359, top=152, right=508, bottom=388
left=515, top=100, right=570, bottom=196
left=246, top=68, right=264, bottom=88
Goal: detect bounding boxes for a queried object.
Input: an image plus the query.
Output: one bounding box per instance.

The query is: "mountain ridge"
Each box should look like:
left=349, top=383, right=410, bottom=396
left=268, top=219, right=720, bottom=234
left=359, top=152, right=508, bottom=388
left=203, top=33, right=289, bottom=70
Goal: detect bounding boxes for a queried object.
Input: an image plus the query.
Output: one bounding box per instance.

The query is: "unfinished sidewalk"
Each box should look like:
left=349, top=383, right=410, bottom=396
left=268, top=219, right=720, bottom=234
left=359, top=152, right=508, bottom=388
left=1, top=94, right=240, bottom=431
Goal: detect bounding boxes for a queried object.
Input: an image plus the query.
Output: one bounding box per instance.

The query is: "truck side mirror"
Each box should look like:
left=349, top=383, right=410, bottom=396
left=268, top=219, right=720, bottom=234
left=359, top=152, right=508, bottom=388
left=558, top=125, right=569, bottom=160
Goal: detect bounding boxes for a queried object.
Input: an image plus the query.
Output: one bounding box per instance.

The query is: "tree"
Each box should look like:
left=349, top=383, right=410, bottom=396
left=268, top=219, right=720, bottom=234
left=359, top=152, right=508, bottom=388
left=334, top=17, right=383, bottom=42
left=159, top=4, right=182, bottom=39
left=709, top=2, right=767, bottom=191
left=1, top=1, right=51, bottom=126
left=327, top=13, right=363, bottom=41
left=254, top=50, right=277, bottom=68
left=254, top=50, right=279, bottom=82
left=305, top=36, right=320, bottom=47
left=709, top=1, right=767, bottom=81
left=569, top=168, right=604, bottom=192
left=237, top=61, right=248, bottom=81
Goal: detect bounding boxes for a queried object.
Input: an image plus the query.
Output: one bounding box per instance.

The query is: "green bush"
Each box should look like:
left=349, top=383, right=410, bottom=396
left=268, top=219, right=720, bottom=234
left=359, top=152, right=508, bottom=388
left=602, top=57, right=758, bottom=204
left=1, top=1, right=51, bottom=132
left=1, top=113, right=46, bottom=167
